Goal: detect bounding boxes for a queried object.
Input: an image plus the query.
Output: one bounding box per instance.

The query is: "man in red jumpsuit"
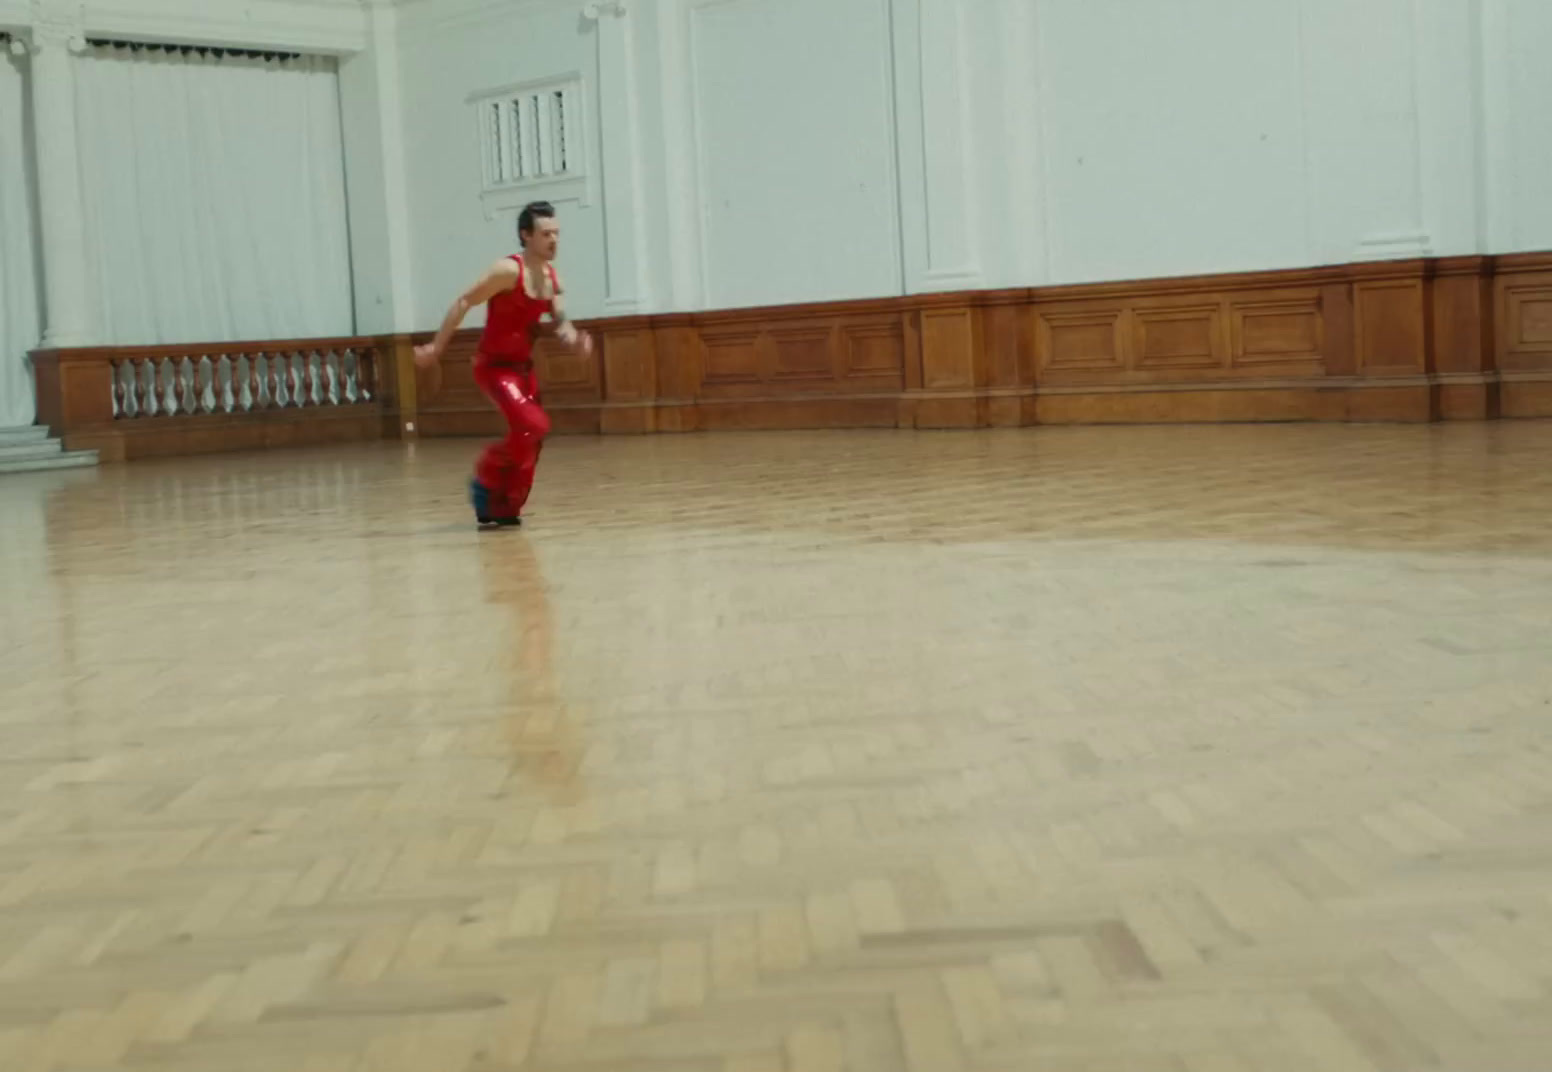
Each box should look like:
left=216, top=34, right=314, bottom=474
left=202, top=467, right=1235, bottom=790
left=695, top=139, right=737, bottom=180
left=414, top=201, right=592, bottom=528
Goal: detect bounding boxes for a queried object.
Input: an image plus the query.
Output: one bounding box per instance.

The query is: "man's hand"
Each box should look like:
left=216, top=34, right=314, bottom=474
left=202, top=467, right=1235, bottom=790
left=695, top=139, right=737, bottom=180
left=413, top=343, right=439, bottom=367
left=554, top=320, right=592, bottom=356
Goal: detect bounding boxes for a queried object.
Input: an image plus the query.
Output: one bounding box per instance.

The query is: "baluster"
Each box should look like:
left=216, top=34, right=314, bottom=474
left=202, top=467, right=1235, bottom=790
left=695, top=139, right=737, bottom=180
left=359, top=348, right=376, bottom=401
left=180, top=356, right=198, bottom=415
left=217, top=356, right=234, bottom=413
left=324, top=350, right=339, bottom=406
left=343, top=349, right=359, bottom=403
left=139, top=360, right=157, bottom=417
left=122, top=361, right=139, bottom=419
left=197, top=356, right=215, bottom=414
left=232, top=355, right=248, bottom=412
left=161, top=357, right=178, bottom=416
left=252, top=354, right=268, bottom=410
left=111, top=361, right=122, bottom=419
left=271, top=353, right=289, bottom=408
left=307, top=351, right=322, bottom=406
left=299, top=351, right=312, bottom=407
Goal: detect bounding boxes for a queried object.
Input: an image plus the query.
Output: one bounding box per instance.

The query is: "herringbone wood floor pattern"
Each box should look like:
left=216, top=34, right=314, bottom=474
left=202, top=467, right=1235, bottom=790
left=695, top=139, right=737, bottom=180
left=3, top=424, right=1552, bottom=1072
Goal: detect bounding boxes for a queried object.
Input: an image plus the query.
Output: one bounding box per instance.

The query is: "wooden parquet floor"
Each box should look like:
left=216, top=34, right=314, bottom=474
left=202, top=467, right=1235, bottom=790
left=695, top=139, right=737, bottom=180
left=3, top=423, right=1552, bottom=1072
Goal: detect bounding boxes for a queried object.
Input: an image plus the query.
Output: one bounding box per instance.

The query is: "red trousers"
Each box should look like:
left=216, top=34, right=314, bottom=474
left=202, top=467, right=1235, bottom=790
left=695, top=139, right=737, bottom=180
left=473, top=359, right=551, bottom=515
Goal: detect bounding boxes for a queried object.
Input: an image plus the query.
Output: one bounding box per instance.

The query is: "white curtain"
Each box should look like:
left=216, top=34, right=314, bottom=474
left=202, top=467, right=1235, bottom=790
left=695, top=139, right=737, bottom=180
left=75, top=46, right=354, bottom=346
left=0, top=47, right=43, bottom=426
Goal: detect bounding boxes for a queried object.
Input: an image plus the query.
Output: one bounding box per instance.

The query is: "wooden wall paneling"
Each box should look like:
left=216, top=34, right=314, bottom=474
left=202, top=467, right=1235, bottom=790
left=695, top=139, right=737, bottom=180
left=1319, top=281, right=1356, bottom=377
left=1431, top=256, right=1497, bottom=420
left=31, top=351, right=66, bottom=436
left=1500, top=378, right=1552, bottom=418
left=651, top=317, right=701, bottom=432
left=914, top=300, right=978, bottom=427
left=1496, top=271, right=1552, bottom=372
left=1353, top=264, right=1428, bottom=375
left=1034, top=301, right=1128, bottom=383
left=1342, top=384, right=1434, bottom=423
left=533, top=337, right=603, bottom=399
left=975, top=294, right=1027, bottom=427
left=1129, top=297, right=1228, bottom=375
left=30, top=252, right=1552, bottom=460
left=414, top=332, right=493, bottom=439
left=697, top=320, right=767, bottom=397
left=599, top=325, right=659, bottom=434
left=1228, top=288, right=1325, bottom=375
left=839, top=315, right=907, bottom=387
left=1036, top=385, right=1332, bottom=425
left=920, top=303, right=976, bottom=389
left=377, top=334, right=420, bottom=440
left=897, top=308, right=923, bottom=428
left=1496, top=264, right=1552, bottom=417
left=32, top=351, right=116, bottom=434
left=769, top=321, right=837, bottom=386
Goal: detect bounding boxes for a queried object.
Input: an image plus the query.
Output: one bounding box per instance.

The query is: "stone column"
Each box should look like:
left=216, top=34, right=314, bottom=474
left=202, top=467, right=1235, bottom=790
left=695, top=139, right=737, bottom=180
left=27, top=22, right=94, bottom=348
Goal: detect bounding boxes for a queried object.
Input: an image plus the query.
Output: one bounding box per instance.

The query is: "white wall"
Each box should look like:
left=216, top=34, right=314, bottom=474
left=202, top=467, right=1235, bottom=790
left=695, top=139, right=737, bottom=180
left=396, top=0, right=609, bottom=329
left=687, top=0, right=902, bottom=308
left=394, top=0, right=1552, bottom=325
left=5, top=0, right=1549, bottom=353
left=1488, top=0, right=1552, bottom=252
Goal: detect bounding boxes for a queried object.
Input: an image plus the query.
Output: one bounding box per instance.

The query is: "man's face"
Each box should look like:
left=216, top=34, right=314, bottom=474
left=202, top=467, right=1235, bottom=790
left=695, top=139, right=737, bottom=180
left=526, top=217, right=560, bottom=260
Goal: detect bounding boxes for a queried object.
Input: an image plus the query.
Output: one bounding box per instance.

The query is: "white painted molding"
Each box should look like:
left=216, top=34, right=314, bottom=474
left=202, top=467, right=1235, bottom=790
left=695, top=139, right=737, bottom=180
left=1354, top=232, right=1433, bottom=259
left=922, top=268, right=984, bottom=286
left=593, top=5, right=651, bottom=309
left=77, top=1, right=368, bottom=54
left=398, top=0, right=583, bottom=35
left=1477, top=0, right=1513, bottom=252
left=912, top=0, right=981, bottom=288
left=1400, top=0, right=1428, bottom=250
left=1002, top=0, right=1048, bottom=284
left=658, top=0, right=705, bottom=309
left=480, top=176, right=593, bottom=219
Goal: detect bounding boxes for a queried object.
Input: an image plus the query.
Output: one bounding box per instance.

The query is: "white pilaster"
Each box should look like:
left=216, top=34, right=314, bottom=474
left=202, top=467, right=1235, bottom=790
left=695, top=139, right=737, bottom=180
left=589, top=2, right=651, bottom=314
left=27, top=17, right=94, bottom=348
left=655, top=0, right=703, bottom=310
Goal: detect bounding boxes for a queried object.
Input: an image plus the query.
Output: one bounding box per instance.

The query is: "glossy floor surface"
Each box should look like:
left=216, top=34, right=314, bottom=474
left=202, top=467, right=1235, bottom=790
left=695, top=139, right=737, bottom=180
left=4, top=424, right=1552, bottom=1072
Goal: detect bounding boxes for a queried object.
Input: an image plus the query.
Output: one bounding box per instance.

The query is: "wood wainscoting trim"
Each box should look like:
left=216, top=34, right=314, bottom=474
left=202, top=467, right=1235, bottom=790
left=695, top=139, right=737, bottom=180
left=31, top=252, right=1552, bottom=462
left=408, top=252, right=1551, bottom=434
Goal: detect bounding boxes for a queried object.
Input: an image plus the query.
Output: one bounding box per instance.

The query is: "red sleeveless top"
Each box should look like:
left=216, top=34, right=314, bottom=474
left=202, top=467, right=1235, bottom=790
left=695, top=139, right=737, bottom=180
left=477, top=255, right=555, bottom=365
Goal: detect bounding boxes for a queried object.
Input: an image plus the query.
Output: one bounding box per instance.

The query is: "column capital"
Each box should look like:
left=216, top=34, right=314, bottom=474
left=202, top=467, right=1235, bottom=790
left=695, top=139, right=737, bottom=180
left=26, top=0, right=88, bottom=51
left=581, top=2, right=627, bottom=23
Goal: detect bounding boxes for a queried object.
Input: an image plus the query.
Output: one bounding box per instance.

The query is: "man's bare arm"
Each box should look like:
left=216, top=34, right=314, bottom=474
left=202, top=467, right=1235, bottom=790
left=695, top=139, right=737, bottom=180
left=414, top=259, right=520, bottom=365
left=547, top=270, right=593, bottom=355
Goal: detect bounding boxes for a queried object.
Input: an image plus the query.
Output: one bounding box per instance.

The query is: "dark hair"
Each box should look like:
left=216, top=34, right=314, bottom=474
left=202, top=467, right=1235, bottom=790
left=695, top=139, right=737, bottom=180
left=517, top=201, right=556, bottom=247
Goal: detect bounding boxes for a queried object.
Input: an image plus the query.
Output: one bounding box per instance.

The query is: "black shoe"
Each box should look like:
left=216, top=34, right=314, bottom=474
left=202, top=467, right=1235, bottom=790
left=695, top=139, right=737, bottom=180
left=471, top=479, right=522, bottom=528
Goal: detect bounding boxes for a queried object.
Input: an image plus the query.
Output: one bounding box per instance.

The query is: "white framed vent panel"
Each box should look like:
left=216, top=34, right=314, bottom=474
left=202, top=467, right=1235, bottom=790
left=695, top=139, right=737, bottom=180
left=470, top=73, right=592, bottom=214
